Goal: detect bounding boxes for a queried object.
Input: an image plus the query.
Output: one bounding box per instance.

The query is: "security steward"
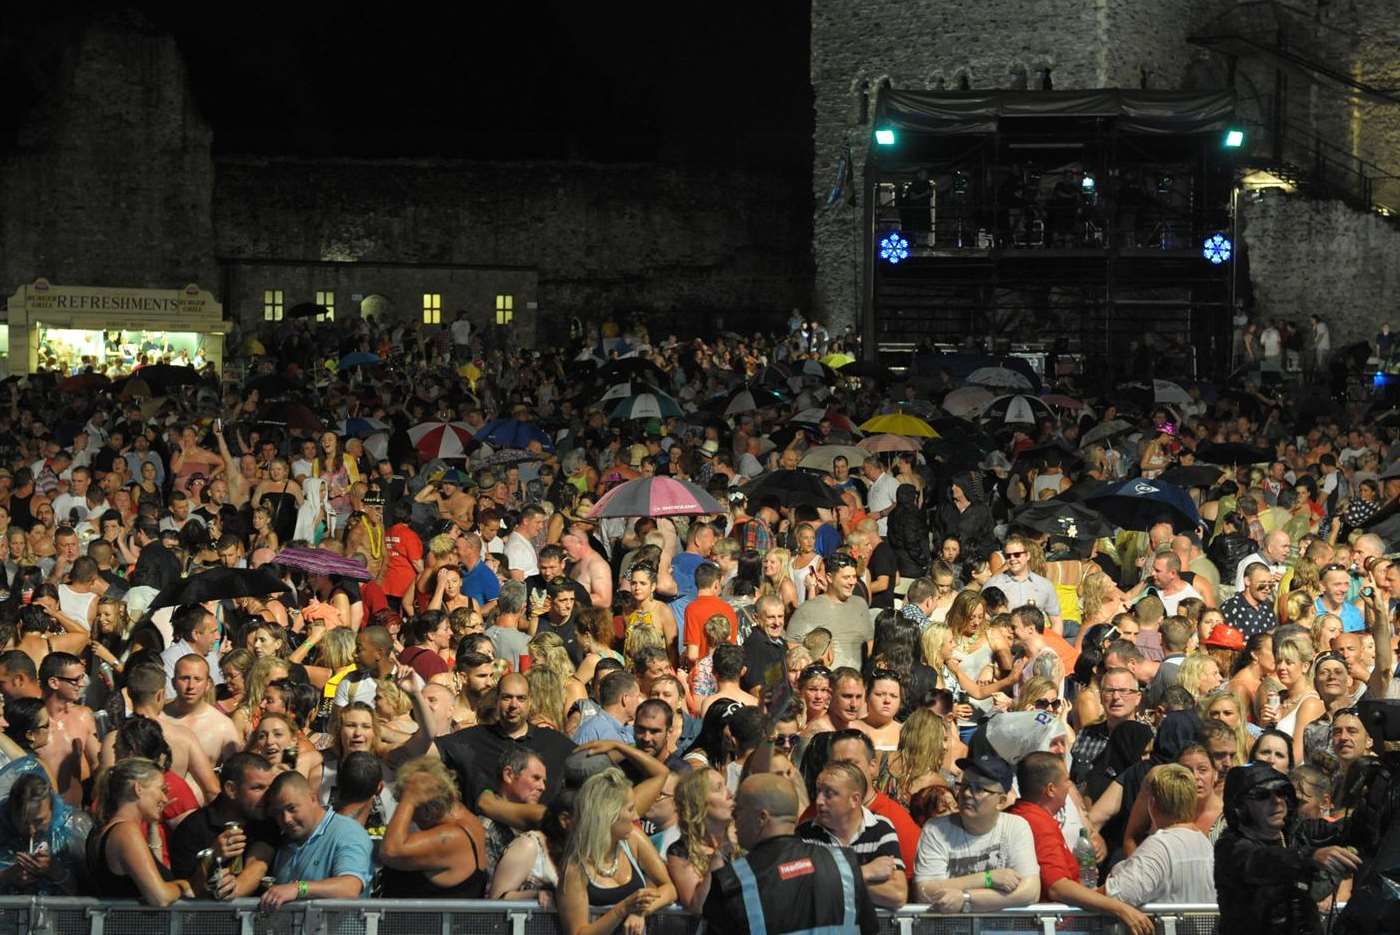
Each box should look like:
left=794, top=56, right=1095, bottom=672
left=703, top=773, right=879, bottom=934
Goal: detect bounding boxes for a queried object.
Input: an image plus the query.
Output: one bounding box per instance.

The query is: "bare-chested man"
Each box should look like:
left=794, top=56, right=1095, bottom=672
left=414, top=469, right=475, bottom=529
left=37, top=652, right=102, bottom=806
left=165, top=654, right=243, bottom=765
left=102, top=663, right=220, bottom=803
left=563, top=525, right=612, bottom=609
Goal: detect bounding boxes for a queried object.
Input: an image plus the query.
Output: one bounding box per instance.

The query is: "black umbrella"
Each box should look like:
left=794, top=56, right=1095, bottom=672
left=258, top=401, right=324, bottom=434
left=1084, top=476, right=1203, bottom=532
left=150, top=567, right=292, bottom=612
left=835, top=360, right=894, bottom=382
left=1011, top=501, right=1114, bottom=540
left=1162, top=464, right=1232, bottom=488
left=923, top=437, right=986, bottom=468
left=1195, top=442, right=1273, bottom=467
left=123, top=364, right=203, bottom=394
left=1012, top=440, right=1085, bottom=472
left=244, top=373, right=296, bottom=398
left=286, top=302, right=329, bottom=320
left=741, top=470, right=844, bottom=508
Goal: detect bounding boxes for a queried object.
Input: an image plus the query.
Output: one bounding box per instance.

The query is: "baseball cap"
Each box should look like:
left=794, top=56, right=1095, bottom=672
left=698, top=440, right=720, bottom=459
left=955, top=753, right=1014, bottom=792
left=439, top=469, right=466, bottom=487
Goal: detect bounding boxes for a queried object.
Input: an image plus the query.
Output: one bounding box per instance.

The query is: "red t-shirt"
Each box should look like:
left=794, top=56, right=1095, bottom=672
left=683, top=595, right=738, bottom=656
left=382, top=524, right=423, bottom=598
left=399, top=645, right=449, bottom=682
left=1006, top=800, right=1079, bottom=900
left=798, top=791, right=919, bottom=880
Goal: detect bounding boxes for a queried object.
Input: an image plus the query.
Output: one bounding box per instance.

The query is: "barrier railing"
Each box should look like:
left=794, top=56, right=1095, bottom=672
left=0, top=896, right=1225, bottom=935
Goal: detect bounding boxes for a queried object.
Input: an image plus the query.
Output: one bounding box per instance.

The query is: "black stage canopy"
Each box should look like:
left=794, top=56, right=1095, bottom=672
left=875, top=89, right=1235, bottom=136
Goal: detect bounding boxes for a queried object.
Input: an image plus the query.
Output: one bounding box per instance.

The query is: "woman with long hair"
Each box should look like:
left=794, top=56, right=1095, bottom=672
left=759, top=548, right=799, bottom=614
left=216, top=648, right=255, bottom=718
left=1198, top=690, right=1252, bottom=766
left=248, top=713, right=320, bottom=794
left=665, top=767, right=735, bottom=914
left=574, top=606, right=624, bottom=686
left=1229, top=631, right=1276, bottom=720
left=1258, top=635, right=1322, bottom=765
left=788, top=524, right=825, bottom=607
left=622, top=565, right=677, bottom=660
left=252, top=458, right=303, bottom=547
left=231, top=656, right=291, bottom=739
left=528, top=634, right=588, bottom=714
left=557, top=768, right=674, bottom=935
left=796, top=663, right=833, bottom=735
left=86, top=758, right=194, bottom=904
left=379, top=756, right=488, bottom=898
left=313, top=431, right=360, bottom=530
left=1176, top=653, right=1225, bottom=702
left=249, top=505, right=279, bottom=554
left=878, top=708, right=954, bottom=823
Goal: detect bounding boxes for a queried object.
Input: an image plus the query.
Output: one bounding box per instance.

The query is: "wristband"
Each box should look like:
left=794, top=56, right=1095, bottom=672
left=983, top=870, right=993, bottom=889
left=296, top=879, right=309, bottom=900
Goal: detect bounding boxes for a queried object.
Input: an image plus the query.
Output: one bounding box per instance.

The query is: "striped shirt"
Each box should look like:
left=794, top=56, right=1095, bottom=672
left=796, top=807, right=904, bottom=872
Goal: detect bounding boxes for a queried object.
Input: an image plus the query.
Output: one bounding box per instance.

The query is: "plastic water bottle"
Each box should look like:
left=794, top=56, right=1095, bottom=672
left=1074, top=829, right=1099, bottom=888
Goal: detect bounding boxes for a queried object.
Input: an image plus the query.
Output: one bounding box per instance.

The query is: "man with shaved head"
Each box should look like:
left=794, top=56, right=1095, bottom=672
left=260, top=770, right=372, bottom=910
left=703, top=773, right=879, bottom=933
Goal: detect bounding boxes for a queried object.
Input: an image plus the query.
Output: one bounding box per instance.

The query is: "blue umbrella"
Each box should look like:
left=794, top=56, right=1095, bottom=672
left=1083, top=476, right=1202, bottom=533
left=338, top=352, right=382, bottom=370
left=475, top=418, right=553, bottom=451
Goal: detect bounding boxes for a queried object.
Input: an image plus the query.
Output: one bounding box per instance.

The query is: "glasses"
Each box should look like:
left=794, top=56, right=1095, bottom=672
left=1321, top=563, right=1350, bottom=575
left=1004, top=551, right=1027, bottom=559
left=1101, top=687, right=1141, bottom=697
left=1244, top=786, right=1294, bottom=803
left=772, top=733, right=800, bottom=748
left=956, top=782, right=1000, bottom=800
left=827, top=554, right=858, bottom=570
left=1032, top=698, right=1064, bottom=712
left=800, top=664, right=833, bottom=682
left=53, top=675, right=87, bottom=686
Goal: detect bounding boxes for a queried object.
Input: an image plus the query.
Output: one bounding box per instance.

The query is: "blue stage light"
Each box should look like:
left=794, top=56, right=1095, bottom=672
left=879, top=231, right=910, bottom=264
left=1202, top=233, right=1232, bottom=264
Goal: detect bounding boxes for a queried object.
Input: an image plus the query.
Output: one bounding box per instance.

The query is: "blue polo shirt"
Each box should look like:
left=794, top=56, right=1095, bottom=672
left=272, top=808, right=373, bottom=894
left=570, top=709, right=634, bottom=744
left=462, top=558, right=502, bottom=605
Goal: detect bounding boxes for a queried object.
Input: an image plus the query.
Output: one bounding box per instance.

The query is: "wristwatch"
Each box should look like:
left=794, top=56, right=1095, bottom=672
left=961, top=891, right=973, bottom=913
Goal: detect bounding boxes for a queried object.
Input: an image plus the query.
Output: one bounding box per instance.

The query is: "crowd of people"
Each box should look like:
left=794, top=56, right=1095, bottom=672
left=0, top=311, right=1394, bottom=934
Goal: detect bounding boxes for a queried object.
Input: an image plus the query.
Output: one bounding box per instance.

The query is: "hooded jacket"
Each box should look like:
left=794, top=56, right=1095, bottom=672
left=1215, top=763, right=1324, bottom=935
left=886, top=482, right=931, bottom=578
left=935, top=471, right=997, bottom=561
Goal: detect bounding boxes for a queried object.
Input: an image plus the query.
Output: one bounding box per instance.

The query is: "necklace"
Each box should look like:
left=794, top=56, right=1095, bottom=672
left=955, top=631, right=980, bottom=653
left=594, top=850, right=620, bottom=877
left=365, top=519, right=384, bottom=561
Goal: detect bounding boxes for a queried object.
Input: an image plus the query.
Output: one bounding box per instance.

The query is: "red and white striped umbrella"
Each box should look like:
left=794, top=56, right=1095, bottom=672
left=408, top=421, right=478, bottom=460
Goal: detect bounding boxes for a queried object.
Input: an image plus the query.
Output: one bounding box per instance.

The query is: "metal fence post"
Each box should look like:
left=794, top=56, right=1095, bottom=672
left=893, top=914, right=914, bottom=935
left=362, top=909, right=380, bottom=935
left=507, top=910, right=529, bottom=935
left=1159, top=914, right=1178, bottom=935
left=1039, top=913, right=1058, bottom=935
left=86, top=906, right=105, bottom=935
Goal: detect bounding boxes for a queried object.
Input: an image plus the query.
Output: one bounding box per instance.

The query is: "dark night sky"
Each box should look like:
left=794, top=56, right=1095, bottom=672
left=122, top=3, right=810, bottom=168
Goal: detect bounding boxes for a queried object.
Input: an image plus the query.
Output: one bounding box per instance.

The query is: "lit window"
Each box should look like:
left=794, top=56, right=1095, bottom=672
left=315, top=290, right=335, bottom=321
left=422, top=293, right=442, bottom=325
left=263, top=289, right=284, bottom=321
left=495, top=294, right=514, bottom=325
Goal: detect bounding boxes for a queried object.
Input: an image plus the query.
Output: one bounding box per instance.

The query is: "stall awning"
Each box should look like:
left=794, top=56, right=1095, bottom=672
left=875, top=89, right=1236, bottom=137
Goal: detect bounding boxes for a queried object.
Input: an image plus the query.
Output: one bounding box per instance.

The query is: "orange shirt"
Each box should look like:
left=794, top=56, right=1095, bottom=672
left=683, top=595, right=738, bottom=656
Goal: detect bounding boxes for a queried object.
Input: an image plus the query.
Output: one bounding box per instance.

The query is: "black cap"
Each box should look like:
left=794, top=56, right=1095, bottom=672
left=955, top=754, right=1014, bottom=793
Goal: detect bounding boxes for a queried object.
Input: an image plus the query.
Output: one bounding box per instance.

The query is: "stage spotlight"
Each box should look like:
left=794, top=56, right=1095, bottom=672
left=1081, top=175, right=1096, bottom=192
left=1202, top=232, right=1232, bottom=264
left=1224, top=129, right=1245, bottom=148
left=879, top=231, right=910, bottom=264
left=875, top=128, right=896, bottom=145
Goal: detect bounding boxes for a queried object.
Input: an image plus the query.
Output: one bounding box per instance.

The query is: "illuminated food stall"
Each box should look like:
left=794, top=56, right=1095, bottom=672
left=5, top=279, right=227, bottom=376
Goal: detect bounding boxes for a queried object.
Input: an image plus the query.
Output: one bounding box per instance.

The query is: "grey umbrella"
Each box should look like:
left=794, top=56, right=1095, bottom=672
left=1080, top=419, right=1134, bottom=446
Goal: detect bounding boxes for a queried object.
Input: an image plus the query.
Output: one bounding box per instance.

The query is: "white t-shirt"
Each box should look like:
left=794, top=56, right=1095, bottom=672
left=913, top=812, right=1040, bottom=883
left=503, top=531, right=539, bottom=579
left=1157, top=582, right=1203, bottom=616
left=866, top=471, right=899, bottom=536
left=1105, top=826, right=1216, bottom=905
left=1260, top=327, right=1282, bottom=358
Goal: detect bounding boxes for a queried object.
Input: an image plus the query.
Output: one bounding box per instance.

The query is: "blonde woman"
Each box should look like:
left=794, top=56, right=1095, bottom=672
left=374, top=679, right=418, bottom=750
left=231, top=656, right=291, bottom=739
left=1310, top=613, right=1343, bottom=655
left=316, top=628, right=359, bottom=729
left=528, top=633, right=588, bottom=714
left=877, top=708, right=954, bottom=820
left=784, top=646, right=812, bottom=693
left=1258, top=635, right=1322, bottom=765
left=1077, top=571, right=1128, bottom=649
left=557, top=768, right=675, bottom=935
left=926, top=560, right=959, bottom=622
left=665, top=767, right=736, bottom=914
left=217, top=649, right=255, bottom=718
left=760, top=548, right=799, bottom=614
left=788, top=524, right=825, bottom=607
left=623, top=623, right=667, bottom=664
left=526, top=666, right=568, bottom=732
left=1198, top=690, right=1251, bottom=765
left=1175, top=653, right=1225, bottom=701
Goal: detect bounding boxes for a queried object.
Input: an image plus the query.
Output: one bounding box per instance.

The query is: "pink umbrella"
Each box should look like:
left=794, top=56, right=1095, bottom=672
left=270, top=547, right=372, bottom=581
left=1042, top=394, right=1089, bottom=411
left=409, top=421, right=478, bottom=460
left=859, top=433, right=921, bottom=453
left=588, top=476, right=724, bottom=518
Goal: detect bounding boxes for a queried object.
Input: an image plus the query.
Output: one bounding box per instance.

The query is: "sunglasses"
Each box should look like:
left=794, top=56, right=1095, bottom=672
left=827, top=554, right=858, bottom=570
left=1032, top=698, right=1064, bottom=713
left=1004, top=550, right=1027, bottom=558
left=771, top=733, right=800, bottom=748
left=1244, top=786, right=1295, bottom=803
left=800, top=664, right=833, bottom=682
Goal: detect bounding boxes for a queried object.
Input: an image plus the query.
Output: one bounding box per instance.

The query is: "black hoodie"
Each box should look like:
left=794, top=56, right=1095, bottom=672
left=887, top=482, right=931, bottom=578
left=934, top=471, right=997, bottom=561
left=1215, top=763, right=1325, bottom=935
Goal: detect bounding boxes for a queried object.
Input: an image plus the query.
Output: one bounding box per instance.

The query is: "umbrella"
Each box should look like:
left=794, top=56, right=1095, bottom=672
left=1151, top=379, right=1192, bottom=405
left=742, top=470, right=844, bottom=508
left=791, top=408, right=829, bottom=426
left=1084, top=477, right=1203, bottom=532
left=967, top=366, right=1034, bottom=391
left=858, top=413, right=938, bottom=438
left=860, top=433, right=922, bottom=454
left=1162, top=464, right=1232, bottom=488
left=1041, top=394, right=1089, bottom=411
left=796, top=359, right=838, bottom=383
left=258, top=402, right=323, bottom=434
left=287, top=302, right=330, bottom=320
left=942, top=386, right=996, bottom=419
left=610, top=392, right=683, bottom=421
left=588, top=476, right=723, bottom=518
left=245, top=373, right=296, bottom=398
left=924, top=437, right=990, bottom=467
left=150, top=566, right=292, bottom=612
left=821, top=352, right=856, bottom=369
left=590, top=357, right=669, bottom=386
left=1011, top=502, right=1114, bottom=540
left=766, top=425, right=820, bottom=451
left=58, top=373, right=109, bottom=394
left=409, top=421, right=479, bottom=460
left=270, top=547, right=373, bottom=581
left=835, top=359, right=895, bottom=382
left=1195, top=442, right=1273, bottom=467
left=338, top=352, right=382, bottom=370
left=1012, top=440, right=1084, bottom=471
left=337, top=417, right=390, bottom=439
left=1080, top=419, right=1134, bottom=446
left=597, top=381, right=665, bottom=405
left=798, top=444, right=868, bottom=472
left=475, top=418, right=552, bottom=451
left=473, top=447, right=540, bottom=469
left=982, top=394, right=1053, bottom=426
left=723, top=387, right=785, bottom=418
left=129, top=364, right=202, bottom=394
left=118, top=377, right=152, bottom=400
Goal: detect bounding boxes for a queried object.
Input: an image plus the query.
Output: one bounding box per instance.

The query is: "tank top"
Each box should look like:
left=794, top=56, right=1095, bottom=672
left=377, top=818, right=487, bottom=899
left=584, top=840, right=645, bottom=907
left=789, top=556, right=818, bottom=608
left=86, top=820, right=172, bottom=899
left=1276, top=690, right=1318, bottom=738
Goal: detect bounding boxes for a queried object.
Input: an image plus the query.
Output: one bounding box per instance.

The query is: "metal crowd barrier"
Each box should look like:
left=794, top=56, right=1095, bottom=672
left=0, top=897, right=1227, bottom=935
